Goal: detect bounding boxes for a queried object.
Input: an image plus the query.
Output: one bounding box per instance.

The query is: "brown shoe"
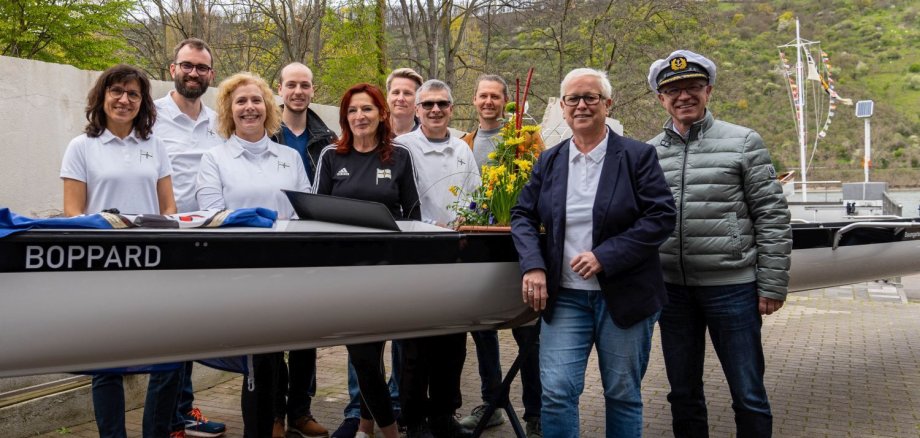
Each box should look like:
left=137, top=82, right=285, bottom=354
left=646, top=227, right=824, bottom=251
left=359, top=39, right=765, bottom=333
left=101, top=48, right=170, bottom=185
left=289, top=415, right=329, bottom=438
left=272, top=418, right=286, bottom=438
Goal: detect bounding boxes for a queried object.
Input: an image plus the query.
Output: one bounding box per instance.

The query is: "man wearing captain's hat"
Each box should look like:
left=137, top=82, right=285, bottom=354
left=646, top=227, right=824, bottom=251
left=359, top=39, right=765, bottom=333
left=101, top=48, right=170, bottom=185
left=647, top=50, right=792, bottom=438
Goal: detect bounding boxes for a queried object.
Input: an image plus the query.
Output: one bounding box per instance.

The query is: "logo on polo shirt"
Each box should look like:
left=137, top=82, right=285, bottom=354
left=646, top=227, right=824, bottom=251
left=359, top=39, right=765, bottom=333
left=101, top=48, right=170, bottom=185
left=277, top=160, right=290, bottom=170
left=336, top=167, right=350, bottom=177
left=457, top=157, right=466, bottom=168
left=376, top=168, right=391, bottom=185
left=139, top=150, right=153, bottom=162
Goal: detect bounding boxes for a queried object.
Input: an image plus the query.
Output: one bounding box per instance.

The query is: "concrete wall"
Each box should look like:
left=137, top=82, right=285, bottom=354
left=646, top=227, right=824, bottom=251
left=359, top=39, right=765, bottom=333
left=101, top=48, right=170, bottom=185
left=0, top=56, right=340, bottom=218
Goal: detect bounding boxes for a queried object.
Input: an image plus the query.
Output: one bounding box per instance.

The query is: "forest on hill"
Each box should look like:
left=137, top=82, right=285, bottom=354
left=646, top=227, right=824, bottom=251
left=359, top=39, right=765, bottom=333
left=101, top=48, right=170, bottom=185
left=3, top=0, right=918, bottom=184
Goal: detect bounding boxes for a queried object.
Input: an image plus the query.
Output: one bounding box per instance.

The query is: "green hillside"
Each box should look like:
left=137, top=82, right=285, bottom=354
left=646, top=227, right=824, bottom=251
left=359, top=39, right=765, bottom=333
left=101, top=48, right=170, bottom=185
left=693, top=0, right=920, bottom=185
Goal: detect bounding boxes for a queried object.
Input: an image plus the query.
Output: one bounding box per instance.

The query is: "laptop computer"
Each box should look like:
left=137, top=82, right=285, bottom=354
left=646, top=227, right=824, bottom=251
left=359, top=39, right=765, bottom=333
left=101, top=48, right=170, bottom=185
left=282, top=190, right=401, bottom=231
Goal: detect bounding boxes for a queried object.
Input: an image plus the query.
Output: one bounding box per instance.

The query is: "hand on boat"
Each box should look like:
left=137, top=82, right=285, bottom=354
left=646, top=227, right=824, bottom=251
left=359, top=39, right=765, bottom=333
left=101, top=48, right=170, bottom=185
left=522, top=269, right=548, bottom=311
left=570, top=251, right=602, bottom=280
left=759, top=297, right=784, bottom=315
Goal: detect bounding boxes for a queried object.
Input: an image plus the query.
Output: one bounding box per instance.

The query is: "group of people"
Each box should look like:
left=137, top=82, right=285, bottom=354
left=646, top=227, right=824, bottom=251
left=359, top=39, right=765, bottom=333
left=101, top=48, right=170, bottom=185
left=61, top=35, right=791, bottom=438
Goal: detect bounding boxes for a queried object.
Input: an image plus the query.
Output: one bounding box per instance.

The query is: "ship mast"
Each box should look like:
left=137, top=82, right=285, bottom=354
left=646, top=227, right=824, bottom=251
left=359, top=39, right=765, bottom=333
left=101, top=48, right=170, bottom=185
left=779, top=18, right=820, bottom=202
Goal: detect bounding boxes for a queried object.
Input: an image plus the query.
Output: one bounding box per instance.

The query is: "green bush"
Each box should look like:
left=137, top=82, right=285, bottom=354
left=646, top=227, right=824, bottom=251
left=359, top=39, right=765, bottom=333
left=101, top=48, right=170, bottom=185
left=909, top=64, right=920, bottom=73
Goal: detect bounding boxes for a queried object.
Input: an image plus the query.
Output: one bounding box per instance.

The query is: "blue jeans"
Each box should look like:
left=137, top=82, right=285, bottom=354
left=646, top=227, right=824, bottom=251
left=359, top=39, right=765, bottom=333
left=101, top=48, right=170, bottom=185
left=659, top=282, right=772, bottom=438
left=540, top=288, right=657, bottom=438
left=146, top=362, right=195, bottom=432
left=93, top=373, right=179, bottom=438
left=471, top=326, right=542, bottom=421
left=345, top=341, right=401, bottom=419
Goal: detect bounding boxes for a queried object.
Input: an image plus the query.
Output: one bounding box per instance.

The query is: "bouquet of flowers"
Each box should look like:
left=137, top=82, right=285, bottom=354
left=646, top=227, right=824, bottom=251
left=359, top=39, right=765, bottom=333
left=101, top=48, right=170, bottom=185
left=451, top=69, right=544, bottom=227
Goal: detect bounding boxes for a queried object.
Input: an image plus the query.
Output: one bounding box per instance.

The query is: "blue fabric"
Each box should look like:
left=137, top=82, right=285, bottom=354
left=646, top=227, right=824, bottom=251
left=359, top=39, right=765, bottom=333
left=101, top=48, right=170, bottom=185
left=659, top=282, right=772, bottom=438
left=0, top=207, right=276, bottom=239
left=197, top=356, right=250, bottom=374
left=0, top=208, right=113, bottom=238
left=510, top=130, right=677, bottom=327
left=282, top=125, right=311, bottom=180
left=539, top=289, right=657, bottom=438
left=85, top=362, right=182, bottom=375
left=223, top=207, right=278, bottom=228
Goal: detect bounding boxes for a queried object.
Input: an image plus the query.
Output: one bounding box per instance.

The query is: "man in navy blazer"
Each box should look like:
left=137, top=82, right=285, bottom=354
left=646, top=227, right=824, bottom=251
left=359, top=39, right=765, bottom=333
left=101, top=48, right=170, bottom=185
left=510, top=68, right=676, bottom=438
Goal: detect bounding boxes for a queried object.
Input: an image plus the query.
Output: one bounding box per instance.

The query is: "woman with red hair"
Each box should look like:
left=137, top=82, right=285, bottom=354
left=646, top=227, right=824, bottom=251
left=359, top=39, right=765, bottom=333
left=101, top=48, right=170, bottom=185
left=314, top=83, right=420, bottom=438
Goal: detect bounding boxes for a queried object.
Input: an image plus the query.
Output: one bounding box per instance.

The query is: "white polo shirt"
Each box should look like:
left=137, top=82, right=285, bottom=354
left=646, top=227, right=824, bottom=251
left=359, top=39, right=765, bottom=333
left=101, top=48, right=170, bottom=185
left=196, top=134, right=310, bottom=219
left=60, top=130, right=172, bottom=214
left=154, top=92, right=224, bottom=213
left=397, top=129, right=480, bottom=224
left=560, top=134, right=607, bottom=290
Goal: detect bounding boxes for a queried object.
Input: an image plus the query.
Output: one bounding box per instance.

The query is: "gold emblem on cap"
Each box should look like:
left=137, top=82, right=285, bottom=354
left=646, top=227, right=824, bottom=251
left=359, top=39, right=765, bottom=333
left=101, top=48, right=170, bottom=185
left=670, top=57, right=688, bottom=71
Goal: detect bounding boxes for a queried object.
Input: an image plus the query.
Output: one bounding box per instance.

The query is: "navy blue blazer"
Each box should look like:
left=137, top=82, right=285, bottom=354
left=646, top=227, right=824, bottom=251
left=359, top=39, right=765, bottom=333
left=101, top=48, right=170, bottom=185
left=510, top=129, right=676, bottom=328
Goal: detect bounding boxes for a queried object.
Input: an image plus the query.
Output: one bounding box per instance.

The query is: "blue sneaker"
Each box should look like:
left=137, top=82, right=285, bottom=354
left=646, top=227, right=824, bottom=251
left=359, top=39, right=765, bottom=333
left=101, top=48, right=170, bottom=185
left=182, top=407, right=226, bottom=437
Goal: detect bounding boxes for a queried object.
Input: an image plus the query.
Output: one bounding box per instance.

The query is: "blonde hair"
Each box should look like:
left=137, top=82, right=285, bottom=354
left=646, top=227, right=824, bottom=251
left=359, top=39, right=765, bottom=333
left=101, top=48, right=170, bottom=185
left=386, top=68, right=424, bottom=91
left=216, top=72, right=282, bottom=139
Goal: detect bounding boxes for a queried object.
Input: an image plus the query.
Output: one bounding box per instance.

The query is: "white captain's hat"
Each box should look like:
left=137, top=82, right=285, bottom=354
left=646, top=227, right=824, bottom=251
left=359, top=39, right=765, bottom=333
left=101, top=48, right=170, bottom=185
left=647, top=50, right=717, bottom=92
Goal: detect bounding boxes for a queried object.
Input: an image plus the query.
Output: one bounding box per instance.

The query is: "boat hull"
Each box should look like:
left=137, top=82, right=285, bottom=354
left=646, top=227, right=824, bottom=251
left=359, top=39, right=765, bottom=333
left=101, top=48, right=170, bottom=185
left=2, top=219, right=920, bottom=377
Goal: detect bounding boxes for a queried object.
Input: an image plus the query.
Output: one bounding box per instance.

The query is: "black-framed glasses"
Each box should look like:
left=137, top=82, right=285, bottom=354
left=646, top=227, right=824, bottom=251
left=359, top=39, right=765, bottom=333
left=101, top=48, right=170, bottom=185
left=561, top=93, right=602, bottom=106
left=174, top=62, right=212, bottom=75
left=660, top=84, right=707, bottom=98
left=418, top=100, right=451, bottom=110
left=107, top=86, right=142, bottom=103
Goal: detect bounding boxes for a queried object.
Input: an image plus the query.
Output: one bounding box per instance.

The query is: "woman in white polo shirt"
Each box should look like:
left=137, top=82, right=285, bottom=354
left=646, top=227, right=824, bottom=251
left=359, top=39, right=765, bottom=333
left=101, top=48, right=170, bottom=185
left=195, top=72, right=309, bottom=217
left=195, top=72, right=309, bottom=437
left=59, top=64, right=177, bottom=438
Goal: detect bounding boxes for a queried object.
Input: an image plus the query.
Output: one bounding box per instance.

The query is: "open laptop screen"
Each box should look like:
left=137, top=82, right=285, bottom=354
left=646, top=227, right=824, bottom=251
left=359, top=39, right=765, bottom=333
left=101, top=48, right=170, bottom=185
left=282, top=190, right=401, bottom=231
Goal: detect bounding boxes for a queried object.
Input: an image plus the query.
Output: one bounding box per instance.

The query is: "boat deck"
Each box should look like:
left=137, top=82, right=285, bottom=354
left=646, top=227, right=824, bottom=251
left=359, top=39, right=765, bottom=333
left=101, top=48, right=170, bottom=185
left=30, top=277, right=920, bottom=438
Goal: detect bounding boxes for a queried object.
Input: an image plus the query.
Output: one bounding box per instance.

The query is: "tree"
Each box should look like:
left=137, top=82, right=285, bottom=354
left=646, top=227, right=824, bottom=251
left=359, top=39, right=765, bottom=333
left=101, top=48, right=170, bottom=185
left=0, top=0, right=132, bottom=70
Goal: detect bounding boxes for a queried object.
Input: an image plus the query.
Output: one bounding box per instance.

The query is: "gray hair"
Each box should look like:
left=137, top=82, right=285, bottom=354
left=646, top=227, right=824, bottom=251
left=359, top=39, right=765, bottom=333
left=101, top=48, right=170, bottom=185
left=559, top=68, right=612, bottom=99
left=417, top=79, right=454, bottom=102
left=474, top=74, right=509, bottom=100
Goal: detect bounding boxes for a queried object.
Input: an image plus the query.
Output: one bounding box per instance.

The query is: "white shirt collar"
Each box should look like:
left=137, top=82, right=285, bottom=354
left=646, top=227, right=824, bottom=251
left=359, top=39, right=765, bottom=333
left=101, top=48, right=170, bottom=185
left=568, top=129, right=608, bottom=164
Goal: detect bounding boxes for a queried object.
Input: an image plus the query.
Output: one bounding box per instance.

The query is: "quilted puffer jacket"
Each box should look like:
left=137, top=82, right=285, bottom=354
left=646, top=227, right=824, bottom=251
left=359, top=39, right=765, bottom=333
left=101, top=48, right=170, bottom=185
left=649, top=111, right=792, bottom=300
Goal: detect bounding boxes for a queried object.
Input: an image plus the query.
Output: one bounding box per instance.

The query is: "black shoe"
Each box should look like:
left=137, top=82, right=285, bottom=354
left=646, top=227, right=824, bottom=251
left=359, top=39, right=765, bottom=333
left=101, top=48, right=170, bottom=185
left=330, top=417, right=359, bottom=438
left=428, top=415, right=472, bottom=438
left=406, top=421, right=434, bottom=438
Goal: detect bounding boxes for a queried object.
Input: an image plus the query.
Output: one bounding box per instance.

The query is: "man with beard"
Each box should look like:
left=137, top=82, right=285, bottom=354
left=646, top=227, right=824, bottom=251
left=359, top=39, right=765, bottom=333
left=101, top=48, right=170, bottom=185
left=150, top=37, right=227, bottom=438
left=268, top=62, right=336, bottom=438
left=271, top=62, right=337, bottom=185
left=458, top=74, right=542, bottom=437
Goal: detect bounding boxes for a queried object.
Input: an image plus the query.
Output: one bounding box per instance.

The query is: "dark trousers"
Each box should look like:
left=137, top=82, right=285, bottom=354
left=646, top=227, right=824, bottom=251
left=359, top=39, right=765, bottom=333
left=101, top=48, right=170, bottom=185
left=659, top=282, right=772, bottom=438
left=399, top=333, right=467, bottom=426
left=242, top=353, right=283, bottom=438
left=274, top=349, right=317, bottom=423
left=347, top=341, right=397, bottom=427
left=470, top=324, right=542, bottom=420
left=93, top=372, right=179, bottom=438
left=146, top=361, right=195, bottom=432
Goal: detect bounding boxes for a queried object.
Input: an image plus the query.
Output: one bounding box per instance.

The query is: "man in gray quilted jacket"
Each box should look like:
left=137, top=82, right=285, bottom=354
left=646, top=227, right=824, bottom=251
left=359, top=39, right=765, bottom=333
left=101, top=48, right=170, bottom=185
left=647, top=50, right=792, bottom=438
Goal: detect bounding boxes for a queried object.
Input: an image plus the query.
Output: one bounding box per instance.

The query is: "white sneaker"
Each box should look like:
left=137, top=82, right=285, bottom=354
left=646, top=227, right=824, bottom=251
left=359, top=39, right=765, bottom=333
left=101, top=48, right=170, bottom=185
left=458, top=404, right=505, bottom=429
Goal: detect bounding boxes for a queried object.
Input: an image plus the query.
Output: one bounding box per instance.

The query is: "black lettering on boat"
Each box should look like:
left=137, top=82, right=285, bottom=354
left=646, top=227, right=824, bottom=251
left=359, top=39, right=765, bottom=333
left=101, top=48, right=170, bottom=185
left=23, top=245, right=162, bottom=270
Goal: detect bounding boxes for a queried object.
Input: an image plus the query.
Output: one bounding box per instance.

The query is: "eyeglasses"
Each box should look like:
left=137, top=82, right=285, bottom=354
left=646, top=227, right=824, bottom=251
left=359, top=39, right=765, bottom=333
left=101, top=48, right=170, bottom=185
left=561, top=93, right=603, bottom=106
left=417, top=100, right=451, bottom=110
left=660, top=84, right=707, bottom=98
left=107, top=87, right=142, bottom=103
left=174, top=62, right=213, bottom=75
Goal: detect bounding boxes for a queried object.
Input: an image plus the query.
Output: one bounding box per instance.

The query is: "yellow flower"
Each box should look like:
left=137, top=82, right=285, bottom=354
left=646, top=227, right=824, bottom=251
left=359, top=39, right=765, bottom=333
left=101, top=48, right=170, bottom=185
left=448, top=185, right=459, bottom=196
left=485, top=189, right=493, bottom=198
left=487, top=152, right=497, bottom=160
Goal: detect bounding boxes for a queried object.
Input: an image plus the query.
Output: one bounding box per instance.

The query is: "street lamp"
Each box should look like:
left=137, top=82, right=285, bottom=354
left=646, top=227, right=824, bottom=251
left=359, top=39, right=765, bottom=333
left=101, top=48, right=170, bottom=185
left=855, top=100, right=874, bottom=183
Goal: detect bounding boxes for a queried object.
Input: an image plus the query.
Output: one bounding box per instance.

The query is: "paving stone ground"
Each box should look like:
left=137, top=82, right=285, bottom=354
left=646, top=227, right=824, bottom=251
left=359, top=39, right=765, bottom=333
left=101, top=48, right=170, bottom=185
left=39, top=280, right=920, bottom=437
